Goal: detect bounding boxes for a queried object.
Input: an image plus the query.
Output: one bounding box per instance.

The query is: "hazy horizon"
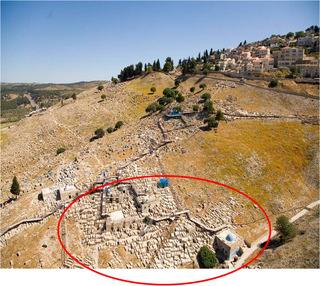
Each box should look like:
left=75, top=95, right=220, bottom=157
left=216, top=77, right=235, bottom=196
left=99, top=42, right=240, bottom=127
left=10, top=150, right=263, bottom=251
left=1, top=1, right=319, bottom=83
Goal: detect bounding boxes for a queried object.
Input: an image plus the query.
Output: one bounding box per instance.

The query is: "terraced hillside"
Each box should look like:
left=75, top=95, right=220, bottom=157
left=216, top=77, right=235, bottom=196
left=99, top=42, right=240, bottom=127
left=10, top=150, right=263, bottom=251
left=0, top=72, right=319, bottom=268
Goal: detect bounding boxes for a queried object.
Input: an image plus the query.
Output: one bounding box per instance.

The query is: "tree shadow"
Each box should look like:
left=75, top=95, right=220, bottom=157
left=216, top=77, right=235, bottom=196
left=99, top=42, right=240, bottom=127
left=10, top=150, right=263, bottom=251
left=260, top=239, right=283, bottom=249
left=195, top=76, right=206, bottom=84
left=90, top=136, right=99, bottom=142
left=199, top=126, right=212, bottom=132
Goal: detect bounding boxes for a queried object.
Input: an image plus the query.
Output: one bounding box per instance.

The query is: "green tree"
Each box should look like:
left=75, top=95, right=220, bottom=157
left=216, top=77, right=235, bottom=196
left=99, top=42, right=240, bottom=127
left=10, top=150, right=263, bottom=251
left=10, top=176, right=20, bottom=197
left=146, top=103, right=158, bottom=113
left=150, top=87, right=156, bottom=94
left=199, top=83, right=207, bottom=90
left=144, top=216, right=150, bottom=224
left=175, top=106, right=182, bottom=112
left=190, top=86, right=195, bottom=93
left=111, top=77, right=118, bottom=84
left=71, top=93, right=77, bottom=100
left=115, top=121, right=123, bottom=129
left=175, top=79, right=181, bottom=87
left=101, top=94, right=106, bottom=100
left=204, top=116, right=218, bottom=128
left=203, top=69, right=209, bottom=76
left=157, top=104, right=165, bottom=111
left=97, top=85, right=104, bottom=91
left=286, top=32, right=294, bottom=38
left=269, top=79, right=279, bottom=88
left=203, top=100, right=214, bottom=114
left=95, top=128, right=105, bottom=138
left=290, top=65, right=298, bottom=75
left=201, top=93, right=211, bottom=101
left=197, top=246, right=217, bottom=268
left=147, top=65, right=153, bottom=73
left=275, top=215, right=296, bottom=243
left=295, top=31, right=305, bottom=38
left=193, top=105, right=199, bottom=112
left=56, top=147, right=66, bottom=155
left=107, top=127, right=114, bottom=133
left=176, top=93, right=185, bottom=103
left=215, top=109, right=224, bottom=121
left=163, top=61, right=173, bottom=73
left=215, top=64, right=220, bottom=71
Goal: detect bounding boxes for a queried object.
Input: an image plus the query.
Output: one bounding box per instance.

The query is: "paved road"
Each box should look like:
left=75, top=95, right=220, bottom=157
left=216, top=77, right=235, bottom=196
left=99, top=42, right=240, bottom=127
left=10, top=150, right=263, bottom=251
left=234, top=200, right=320, bottom=268
left=24, top=93, right=39, bottom=110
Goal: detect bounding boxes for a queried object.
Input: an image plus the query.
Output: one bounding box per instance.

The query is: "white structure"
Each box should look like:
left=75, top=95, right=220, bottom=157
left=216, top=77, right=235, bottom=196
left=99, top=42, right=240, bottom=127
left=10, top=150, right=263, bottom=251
left=214, top=228, right=244, bottom=260
left=59, top=185, right=77, bottom=200
left=41, top=187, right=54, bottom=201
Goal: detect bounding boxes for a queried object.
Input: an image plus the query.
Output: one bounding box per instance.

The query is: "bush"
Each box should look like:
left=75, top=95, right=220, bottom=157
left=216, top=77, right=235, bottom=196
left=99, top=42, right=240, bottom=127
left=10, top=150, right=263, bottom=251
left=107, top=127, right=114, bottom=133
left=101, top=94, right=106, bottom=100
left=204, top=116, right=218, bottom=128
left=203, top=69, right=209, bottom=76
left=215, top=64, right=220, bottom=71
left=175, top=106, right=182, bottom=112
left=175, top=79, right=181, bottom=87
left=276, top=215, right=296, bottom=243
left=197, top=246, right=217, bottom=268
left=269, top=79, right=279, bottom=88
left=143, top=216, right=150, bottom=224
left=111, top=77, right=118, bottom=84
left=158, top=96, right=174, bottom=105
left=157, top=104, right=165, bottom=111
left=97, top=85, right=104, bottom=91
left=163, top=88, right=176, bottom=98
left=94, top=128, right=105, bottom=138
left=190, top=86, right=195, bottom=93
left=71, top=93, right=76, bottom=100
left=215, top=109, right=224, bottom=121
left=10, top=176, right=20, bottom=197
left=193, top=105, right=199, bottom=112
left=115, top=121, right=123, bottom=129
left=201, top=93, right=211, bottom=101
left=199, top=83, right=207, bottom=90
left=176, top=93, right=185, bottom=103
left=203, top=100, right=214, bottom=114
left=146, top=103, right=158, bottom=113
left=56, top=147, right=66, bottom=155
left=150, top=87, right=156, bottom=93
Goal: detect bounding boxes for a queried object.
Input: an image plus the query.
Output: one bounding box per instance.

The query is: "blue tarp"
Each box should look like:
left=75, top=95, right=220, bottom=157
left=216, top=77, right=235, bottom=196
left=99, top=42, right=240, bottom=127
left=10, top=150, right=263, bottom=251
left=160, top=179, right=169, bottom=185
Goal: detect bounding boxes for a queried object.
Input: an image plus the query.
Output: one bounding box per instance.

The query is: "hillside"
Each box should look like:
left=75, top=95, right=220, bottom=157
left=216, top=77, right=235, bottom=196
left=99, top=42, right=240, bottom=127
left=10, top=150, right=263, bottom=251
left=0, top=71, right=319, bottom=269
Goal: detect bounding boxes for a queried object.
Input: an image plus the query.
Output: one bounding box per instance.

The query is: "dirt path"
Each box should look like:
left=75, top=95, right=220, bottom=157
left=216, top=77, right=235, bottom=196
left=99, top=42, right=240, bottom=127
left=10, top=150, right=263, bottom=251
left=24, top=93, right=40, bottom=110
left=234, top=199, right=320, bottom=268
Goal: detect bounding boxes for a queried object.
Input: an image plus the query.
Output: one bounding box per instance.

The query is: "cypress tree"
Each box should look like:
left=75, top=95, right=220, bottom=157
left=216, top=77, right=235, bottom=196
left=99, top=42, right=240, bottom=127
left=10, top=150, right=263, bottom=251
left=10, top=176, right=20, bottom=197
left=156, top=59, right=161, bottom=71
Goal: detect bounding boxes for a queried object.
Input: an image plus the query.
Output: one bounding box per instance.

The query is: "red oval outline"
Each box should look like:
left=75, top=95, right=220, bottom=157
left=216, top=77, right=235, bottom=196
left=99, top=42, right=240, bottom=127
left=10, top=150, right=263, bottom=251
left=57, top=175, right=271, bottom=285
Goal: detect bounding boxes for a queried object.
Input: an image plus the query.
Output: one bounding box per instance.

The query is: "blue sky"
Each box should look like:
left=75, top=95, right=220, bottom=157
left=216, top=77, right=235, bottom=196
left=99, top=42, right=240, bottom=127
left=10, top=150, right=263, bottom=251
left=1, top=1, right=319, bottom=83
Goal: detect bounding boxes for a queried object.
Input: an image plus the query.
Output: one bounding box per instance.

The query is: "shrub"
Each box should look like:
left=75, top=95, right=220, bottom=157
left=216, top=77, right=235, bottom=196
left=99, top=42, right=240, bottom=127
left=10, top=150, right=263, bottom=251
left=203, top=69, right=209, bottom=76
left=215, top=109, right=224, bottom=121
left=101, top=94, right=106, bottom=100
left=203, top=100, right=214, bottom=114
left=150, top=87, right=156, bottom=93
left=201, top=93, right=211, bottom=101
left=163, top=88, right=176, bottom=98
left=204, top=116, right=218, bottom=128
left=94, top=128, right=105, bottom=138
left=269, top=79, right=279, bottom=88
left=276, top=215, right=296, bottom=243
left=176, top=93, right=185, bottom=103
left=115, top=121, right=123, bottom=129
left=97, top=85, right=104, bottom=91
left=199, top=83, right=207, bottom=90
left=157, top=104, right=165, bottom=111
left=107, top=127, right=114, bottom=133
left=175, top=106, right=182, bottom=112
left=56, top=147, right=66, bottom=155
left=111, top=77, right=118, bottom=84
left=146, top=103, right=158, bottom=113
left=71, top=93, right=76, bottom=100
left=144, top=216, right=150, bottom=224
left=215, top=64, right=220, bottom=71
left=193, top=105, right=199, bottom=112
left=10, top=176, right=20, bottom=197
left=175, top=79, right=181, bottom=87
left=197, top=246, right=217, bottom=268
left=190, top=86, right=195, bottom=93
